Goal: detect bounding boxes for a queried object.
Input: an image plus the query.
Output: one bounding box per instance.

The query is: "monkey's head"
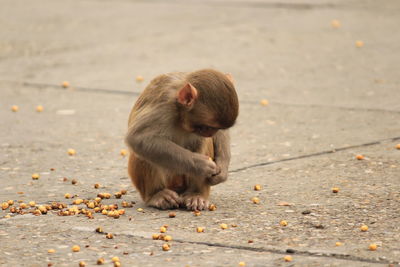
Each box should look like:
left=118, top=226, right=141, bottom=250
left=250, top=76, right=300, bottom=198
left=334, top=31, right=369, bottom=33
left=177, top=69, right=239, bottom=137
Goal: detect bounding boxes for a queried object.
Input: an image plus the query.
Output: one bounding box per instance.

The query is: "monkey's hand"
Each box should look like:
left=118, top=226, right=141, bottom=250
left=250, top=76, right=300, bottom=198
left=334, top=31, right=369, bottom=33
left=206, top=168, right=228, bottom=186
left=191, top=154, right=220, bottom=178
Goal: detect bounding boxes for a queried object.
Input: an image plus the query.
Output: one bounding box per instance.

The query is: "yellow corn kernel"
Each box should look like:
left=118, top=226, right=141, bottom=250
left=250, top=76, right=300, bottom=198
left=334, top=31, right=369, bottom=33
left=356, top=154, right=364, bottom=160
left=1, top=202, right=9, bottom=210
left=120, top=149, right=128, bottom=156
left=260, top=99, right=269, bottom=106
left=280, top=220, right=288, bottom=227
left=67, top=148, right=76, bottom=156
left=62, top=81, right=70, bottom=88
left=36, top=105, right=44, bottom=112
left=331, top=19, right=341, bottom=28
left=220, top=223, right=228, bottom=230
left=355, top=40, right=364, bottom=48
left=251, top=197, right=260, bottom=204
left=332, top=187, right=339, bottom=193
left=283, top=255, right=293, bottom=262
left=136, top=75, right=144, bottom=82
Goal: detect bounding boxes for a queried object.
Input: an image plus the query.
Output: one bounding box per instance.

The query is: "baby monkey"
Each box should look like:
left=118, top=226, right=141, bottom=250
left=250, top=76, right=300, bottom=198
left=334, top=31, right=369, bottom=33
left=126, top=69, right=239, bottom=210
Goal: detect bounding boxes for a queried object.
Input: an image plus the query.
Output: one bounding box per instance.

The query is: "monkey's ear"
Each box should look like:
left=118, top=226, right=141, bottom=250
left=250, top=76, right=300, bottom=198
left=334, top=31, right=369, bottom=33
left=177, top=83, right=198, bottom=107
left=225, top=73, right=235, bottom=84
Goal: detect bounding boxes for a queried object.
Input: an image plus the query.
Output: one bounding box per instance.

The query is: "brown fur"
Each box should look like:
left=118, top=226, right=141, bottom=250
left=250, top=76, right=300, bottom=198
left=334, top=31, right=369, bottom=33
left=126, top=69, right=238, bottom=210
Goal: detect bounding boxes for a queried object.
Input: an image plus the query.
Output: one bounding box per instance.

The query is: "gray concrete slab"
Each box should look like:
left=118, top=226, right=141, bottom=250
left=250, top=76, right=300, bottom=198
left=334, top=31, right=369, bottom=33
left=1, top=0, right=399, bottom=266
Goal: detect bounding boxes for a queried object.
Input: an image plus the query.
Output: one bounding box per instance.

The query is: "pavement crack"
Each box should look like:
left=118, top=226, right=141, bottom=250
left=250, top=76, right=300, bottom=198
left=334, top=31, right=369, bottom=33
left=170, top=239, right=397, bottom=265
left=0, top=80, right=400, bottom=114
left=3, top=80, right=399, bottom=114
left=229, top=136, right=400, bottom=173
left=242, top=99, right=400, bottom=114
left=133, top=0, right=337, bottom=10
left=70, top=226, right=398, bottom=265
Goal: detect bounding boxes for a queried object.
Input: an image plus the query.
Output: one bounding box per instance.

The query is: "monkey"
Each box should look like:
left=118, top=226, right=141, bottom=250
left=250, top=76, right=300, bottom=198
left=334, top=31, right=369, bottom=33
left=125, top=69, right=239, bottom=211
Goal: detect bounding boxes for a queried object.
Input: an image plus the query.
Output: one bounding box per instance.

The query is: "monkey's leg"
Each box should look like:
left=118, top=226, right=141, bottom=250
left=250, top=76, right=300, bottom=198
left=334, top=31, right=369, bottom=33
left=181, top=138, right=213, bottom=211
left=128, top=153, right=181, bottom=209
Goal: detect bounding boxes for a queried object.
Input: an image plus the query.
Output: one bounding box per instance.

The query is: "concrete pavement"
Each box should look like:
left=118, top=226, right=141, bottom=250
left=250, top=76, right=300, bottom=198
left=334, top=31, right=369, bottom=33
left=1, top=0, right=399, bottom=266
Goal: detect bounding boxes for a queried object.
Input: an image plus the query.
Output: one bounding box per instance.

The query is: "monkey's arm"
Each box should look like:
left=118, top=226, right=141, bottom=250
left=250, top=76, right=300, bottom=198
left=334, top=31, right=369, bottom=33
left=207, top=130, right=231, bottom=186
left=126, top=125, right=218, bottom=178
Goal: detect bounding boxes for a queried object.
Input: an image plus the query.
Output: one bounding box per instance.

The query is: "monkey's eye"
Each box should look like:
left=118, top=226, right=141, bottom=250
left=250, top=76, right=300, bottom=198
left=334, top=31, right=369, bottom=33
left=194, top=125, right=214, bottom=132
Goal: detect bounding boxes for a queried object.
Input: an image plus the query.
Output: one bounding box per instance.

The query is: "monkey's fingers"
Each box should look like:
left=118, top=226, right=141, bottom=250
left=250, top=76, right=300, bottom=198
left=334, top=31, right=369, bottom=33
left=211, top=166, right=222, bottom=177
left=163, top=193, right=181, bottom=208
left=185, top=196, right=208, bottom=211
left=148, top=189, right=181, bottom=209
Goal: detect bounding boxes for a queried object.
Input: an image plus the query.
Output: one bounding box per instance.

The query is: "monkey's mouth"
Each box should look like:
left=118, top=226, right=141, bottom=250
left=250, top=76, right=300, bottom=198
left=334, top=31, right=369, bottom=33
left=197, top=132, right=214, bottom=138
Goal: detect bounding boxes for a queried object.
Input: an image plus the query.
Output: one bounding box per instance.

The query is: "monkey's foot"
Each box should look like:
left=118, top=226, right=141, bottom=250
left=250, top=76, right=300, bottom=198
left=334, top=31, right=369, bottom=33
left=182, top=194, right=209, bottom=211
left=147, top=189, right=181, bottom=210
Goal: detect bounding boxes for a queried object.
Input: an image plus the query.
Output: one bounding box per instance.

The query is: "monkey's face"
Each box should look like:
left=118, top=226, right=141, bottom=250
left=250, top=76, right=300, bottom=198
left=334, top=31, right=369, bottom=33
left=192, top=124, right=219, bottom=137
left=183, top=108, right=221, bottom=137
